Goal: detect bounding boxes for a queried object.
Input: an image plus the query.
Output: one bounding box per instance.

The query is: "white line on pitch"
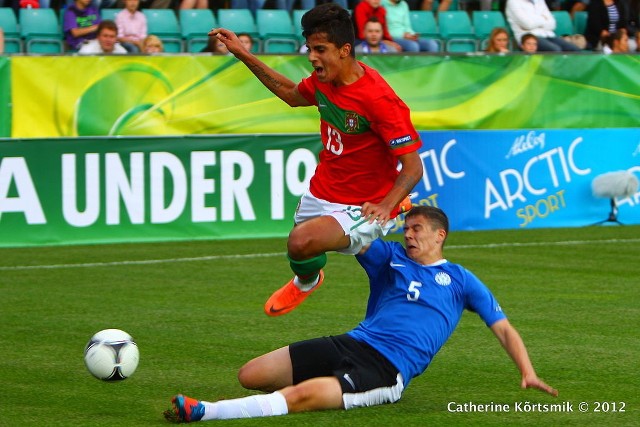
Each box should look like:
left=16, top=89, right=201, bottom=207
left=1, top=238, right=638, bottom=271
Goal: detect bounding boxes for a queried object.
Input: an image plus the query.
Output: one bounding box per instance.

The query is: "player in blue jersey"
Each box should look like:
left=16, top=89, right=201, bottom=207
left=165, top=206, right=557, bottom=422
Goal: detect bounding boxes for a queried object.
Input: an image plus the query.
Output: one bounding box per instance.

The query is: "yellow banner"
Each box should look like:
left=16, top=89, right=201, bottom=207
left=10, top=54, right=640, bottom=138
left=11, top=55, right=317, bottom=137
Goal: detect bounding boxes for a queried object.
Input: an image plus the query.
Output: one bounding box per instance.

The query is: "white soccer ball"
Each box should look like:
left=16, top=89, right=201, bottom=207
left=84, top=329, right=139, bottom=381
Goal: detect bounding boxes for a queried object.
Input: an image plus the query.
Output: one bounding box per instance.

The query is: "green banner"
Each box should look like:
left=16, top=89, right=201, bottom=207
left=0, top=57, right=10, bottom=138
left=0, top=135, right=321, bottom=247
left=8, top=54, right=640, bottom=138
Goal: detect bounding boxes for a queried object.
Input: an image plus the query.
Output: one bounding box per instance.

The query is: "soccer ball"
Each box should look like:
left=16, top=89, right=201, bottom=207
left=84, top=329, right=139, bottom=381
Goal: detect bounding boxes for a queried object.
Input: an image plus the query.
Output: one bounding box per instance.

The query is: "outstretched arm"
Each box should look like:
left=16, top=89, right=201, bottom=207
left=209, top=28, right=311, bottom=107
left=490, top=319, right=558, bottom=397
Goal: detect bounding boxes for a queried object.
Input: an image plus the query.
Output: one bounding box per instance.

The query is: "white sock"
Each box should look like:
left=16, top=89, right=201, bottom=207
left=294, top=275, right=320, bottom=292
left=201, top=391, right=288, bottom=420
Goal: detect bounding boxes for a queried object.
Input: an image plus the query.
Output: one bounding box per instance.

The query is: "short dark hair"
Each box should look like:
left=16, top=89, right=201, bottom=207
left=603, top=31, right=625, bottom=49
left=405, top=206, right=449, bottom=236
left=521, top=33, right=537, bottom=44
left=301, top=3, right=355, bottom=57
left=97, top=20, right=118, bottom=36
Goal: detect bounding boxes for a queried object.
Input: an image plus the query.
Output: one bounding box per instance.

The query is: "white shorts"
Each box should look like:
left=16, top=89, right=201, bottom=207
left=294, top=192, right=395, bottom=255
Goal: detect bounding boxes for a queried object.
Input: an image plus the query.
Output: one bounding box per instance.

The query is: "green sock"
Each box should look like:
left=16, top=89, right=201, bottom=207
left=288, top=253, right=327, bottom=285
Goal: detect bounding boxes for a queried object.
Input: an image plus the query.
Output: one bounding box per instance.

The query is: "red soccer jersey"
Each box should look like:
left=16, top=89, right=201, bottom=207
left=297, top=62, right=422, bottom=206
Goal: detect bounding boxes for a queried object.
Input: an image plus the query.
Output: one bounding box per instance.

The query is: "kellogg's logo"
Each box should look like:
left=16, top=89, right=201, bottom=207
left=506, top=131, right=545, bottom=159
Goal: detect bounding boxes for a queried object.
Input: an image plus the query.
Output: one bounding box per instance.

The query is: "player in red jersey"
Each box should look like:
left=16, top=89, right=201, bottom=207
left=210, top=3, right=423, bottom=316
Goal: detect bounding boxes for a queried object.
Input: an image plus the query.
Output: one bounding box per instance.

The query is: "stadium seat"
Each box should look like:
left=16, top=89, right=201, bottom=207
left=19, top=8, right=64, bottom=54
left=179, top=9, right=216, bottom=53
left=100, top=8, right=120, bottom=22
left=292, top=9, right=308, bottom=46
left=145, top=9, right=183, bottom=53
left=551, top=10, right=574, bottom=37
left=217, top=8, right=259, bottom=40
left=0, top=7, right=22, bottom=53
left=438, top=10, right=477, bottom=52
left=409, top=10, right=442, bottom=51
left=573, top=10, right=588, bottom=36
left=472, top=10, right=509, bottom=50
left=256, top=9, right=299, bottom=53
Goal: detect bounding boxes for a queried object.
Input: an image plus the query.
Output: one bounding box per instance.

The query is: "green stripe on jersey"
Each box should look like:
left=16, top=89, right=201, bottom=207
left=316, top=91, right=370, bottom=134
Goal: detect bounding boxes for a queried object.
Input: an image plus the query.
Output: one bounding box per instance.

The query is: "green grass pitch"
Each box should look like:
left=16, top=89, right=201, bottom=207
left=0, top=225, right=638, bottom=426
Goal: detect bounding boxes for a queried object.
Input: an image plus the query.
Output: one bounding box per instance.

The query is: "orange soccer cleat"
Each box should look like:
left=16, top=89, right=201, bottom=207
left=264, top=270, right=325, bottom=316
left=398, top=196, right=413, bottom=214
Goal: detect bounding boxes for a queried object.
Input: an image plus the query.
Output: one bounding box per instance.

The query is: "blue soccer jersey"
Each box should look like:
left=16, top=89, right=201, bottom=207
left=348, top=239, right=507, bottom=388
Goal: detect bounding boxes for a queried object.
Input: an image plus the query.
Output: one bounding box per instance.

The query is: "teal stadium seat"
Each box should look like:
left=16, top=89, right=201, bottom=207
left=472, top=10, right=509, bottom=50
left=292, top=9, right=308, bottom=46
left=409, top=10, right=442, bottom=51
left=551, top=10, right=574, bottom=37
left=217, top=9, right=259, bottom=46
left=438, top=10, right=477, bottom=52
left=146, top=9, right=183, bottom=53
left=179, top=9, right=217, bottom=53
left=100, top=8, right=120, bottom=22
left=19, top=8, right=64, bottom=54
left=573, top=11, right=588, bottom=36
left=256, top=9, right=299, bottom=53
left=0, top=8, right=22, bottom=53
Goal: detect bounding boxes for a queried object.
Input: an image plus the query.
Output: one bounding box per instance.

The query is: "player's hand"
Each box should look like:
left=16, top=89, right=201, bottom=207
left=360, top=202, right=394, bottom=225
left=208, top=28, right=246, bottom=56
left=521, top=374, right=558, bottom=397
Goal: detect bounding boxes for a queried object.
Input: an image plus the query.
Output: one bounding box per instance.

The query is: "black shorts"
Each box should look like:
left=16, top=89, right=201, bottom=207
left=289, top=334, right=400, bottom=395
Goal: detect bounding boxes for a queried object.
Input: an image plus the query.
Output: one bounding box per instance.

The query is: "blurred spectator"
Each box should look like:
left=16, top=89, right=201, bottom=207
left=63, top=0, right=101, bottom=51
left=237, top=32, right=254, bottom=52
left=201, top=34, right=231, bottom=54
left=179, top=0, right=207, bottom=8
left=111, top=0, right=176, bottom=8
left=355, top=16, right=399, bottom=53
left=78, top=20, right=127, bottom=53
left=0, top=28, right=4, bottom=55
left=506, top=0, right=581, bottom=51
left=485, top=27, right=510, bottom=53
left=383, top=0, right=439, bottom=52
left=520, top=33, right=539, bottom=52
left=20, top=0, right=41, bottom=7
left=564, top=0, right=589, bottom=19
left=353, top=0, right=403, bottom=51
left=602, top=27, right=629, bottom=52
left=142, top=34, right=164, bottom=53
left=115, top=0, right=147, bottom=53
left=417, top=0, right=452, bottom=12
left=584, top=0, right=634, bottom=51
left=631, top=0, right=640, bottom=51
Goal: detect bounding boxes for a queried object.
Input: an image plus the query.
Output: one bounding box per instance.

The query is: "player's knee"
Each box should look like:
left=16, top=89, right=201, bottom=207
left=287, top=229, right=315, bottom=258
left=280, top=384, right=312, bottom=410
left=237, top=361, right=262, bottom=390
